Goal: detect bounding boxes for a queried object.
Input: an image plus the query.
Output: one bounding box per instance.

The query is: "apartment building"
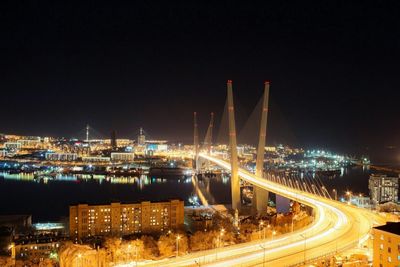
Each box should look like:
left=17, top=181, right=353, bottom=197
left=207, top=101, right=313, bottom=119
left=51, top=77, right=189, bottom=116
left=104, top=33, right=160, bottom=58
left=69, top=200, right=184, bottom=240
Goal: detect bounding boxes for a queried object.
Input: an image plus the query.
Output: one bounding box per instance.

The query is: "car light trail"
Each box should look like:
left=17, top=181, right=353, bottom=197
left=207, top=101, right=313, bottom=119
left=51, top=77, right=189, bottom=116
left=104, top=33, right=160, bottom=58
left=115, top=153, right=386, bottom=267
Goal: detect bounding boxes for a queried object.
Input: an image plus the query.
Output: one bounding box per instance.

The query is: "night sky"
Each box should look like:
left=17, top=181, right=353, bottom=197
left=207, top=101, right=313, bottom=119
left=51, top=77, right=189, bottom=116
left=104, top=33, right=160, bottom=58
left=1, top=2, right=400, bottom=159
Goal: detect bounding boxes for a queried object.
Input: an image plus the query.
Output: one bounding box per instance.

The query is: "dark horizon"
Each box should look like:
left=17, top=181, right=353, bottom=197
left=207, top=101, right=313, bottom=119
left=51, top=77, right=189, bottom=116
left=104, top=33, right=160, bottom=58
left=2, top=2, right=400, bottom=159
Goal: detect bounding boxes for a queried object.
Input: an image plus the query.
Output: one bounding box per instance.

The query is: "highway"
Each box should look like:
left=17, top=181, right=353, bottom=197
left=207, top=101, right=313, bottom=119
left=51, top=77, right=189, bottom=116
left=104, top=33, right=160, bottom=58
left=117, top=153, right=387, bottom=267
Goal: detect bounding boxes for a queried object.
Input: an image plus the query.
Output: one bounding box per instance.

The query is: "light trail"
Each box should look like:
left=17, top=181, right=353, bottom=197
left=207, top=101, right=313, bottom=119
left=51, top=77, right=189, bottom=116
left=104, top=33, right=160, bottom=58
left=115, top=152, right=387, bottom=267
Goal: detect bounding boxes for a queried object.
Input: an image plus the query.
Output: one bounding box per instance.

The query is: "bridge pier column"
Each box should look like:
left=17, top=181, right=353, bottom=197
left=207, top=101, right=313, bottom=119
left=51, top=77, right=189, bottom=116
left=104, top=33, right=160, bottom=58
left=227, top=80, right=241, bottom=211
left=254, top=81, right=270, bottom=215
left=254, top=185, right=269, bottom=215
left=193, top=112, right=199, bottom=172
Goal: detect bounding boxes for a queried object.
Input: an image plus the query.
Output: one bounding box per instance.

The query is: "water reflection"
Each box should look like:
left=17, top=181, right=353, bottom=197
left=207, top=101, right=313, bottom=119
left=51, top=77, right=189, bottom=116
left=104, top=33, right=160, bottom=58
left=0, top=171, right=192, bottom=190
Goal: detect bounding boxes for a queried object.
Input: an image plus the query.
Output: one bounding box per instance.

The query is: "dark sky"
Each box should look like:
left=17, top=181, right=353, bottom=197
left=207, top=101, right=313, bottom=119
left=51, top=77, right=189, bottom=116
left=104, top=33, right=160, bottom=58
left=1, top=2, right=400, bottom=157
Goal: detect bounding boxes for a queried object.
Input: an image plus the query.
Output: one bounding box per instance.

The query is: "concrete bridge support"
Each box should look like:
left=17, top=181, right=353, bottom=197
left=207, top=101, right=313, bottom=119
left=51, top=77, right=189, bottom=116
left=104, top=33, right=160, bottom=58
left=193, top=112, right=199, bottom=172
left=227, top=80, right=241, bottom=211
left=254, top=81, right=270, bottom=214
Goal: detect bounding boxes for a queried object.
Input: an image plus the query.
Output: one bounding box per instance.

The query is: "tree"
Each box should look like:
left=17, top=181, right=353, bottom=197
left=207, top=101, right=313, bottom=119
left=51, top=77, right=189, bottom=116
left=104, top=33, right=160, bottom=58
left=158, top=233, right=188, bottom=258
left=140, top=235, right=159, bottom=259
left=158, top=234, right=175, bottom=257
left=39, top=258, right=57, bottom=267
left=104, top=237, right=123, bottom=262
left=190, top=231, right=208, bottom=251
left=124, top=239, right=145, bottom=262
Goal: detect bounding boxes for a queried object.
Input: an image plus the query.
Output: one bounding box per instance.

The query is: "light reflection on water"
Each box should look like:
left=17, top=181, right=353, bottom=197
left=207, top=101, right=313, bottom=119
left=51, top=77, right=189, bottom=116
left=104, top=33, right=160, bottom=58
left=0, top=171, right=227, bottom=221
left=0, top=166, right=371, bottom=221
left=0, top=171, right=193, bottom=188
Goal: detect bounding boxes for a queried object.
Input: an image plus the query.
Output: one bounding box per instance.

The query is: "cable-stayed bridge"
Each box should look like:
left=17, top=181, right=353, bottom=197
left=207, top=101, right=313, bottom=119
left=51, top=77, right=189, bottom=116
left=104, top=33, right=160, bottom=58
left=120, top=80, right=388, bottom=266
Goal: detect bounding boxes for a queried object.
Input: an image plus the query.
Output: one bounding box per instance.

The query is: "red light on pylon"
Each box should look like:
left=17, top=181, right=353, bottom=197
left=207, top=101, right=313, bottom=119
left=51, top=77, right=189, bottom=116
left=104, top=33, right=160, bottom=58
left=227, top=80, right=233, bottom=84
left=264, top=80, right=270, bottom=84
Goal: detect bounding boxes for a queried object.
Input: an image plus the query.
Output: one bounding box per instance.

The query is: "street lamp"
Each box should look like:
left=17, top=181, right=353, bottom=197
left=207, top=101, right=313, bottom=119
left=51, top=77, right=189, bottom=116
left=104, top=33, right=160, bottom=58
left=346, top=190, right=352, bottom=202
left=76, top=253, right=82, bottom=267
left=272, top=230, right=276, bottom=242
left=134, top=243, right=139, bottom=267
left=259, top=221, right=265, bottom=240
left=220, top=228, right=225, bottom=247
left=127, top=244, right=132, bottom=262
left=176, top=235, right=181, bottom=258
left=259, top=244, right=266, bottom=267
left=216, top=228, right=225, bottom=260
left=291, top=214, right=295, bottom=232
left=332, top=189, right=337, bottom=201
left=300, top=233, right=306, bottom=265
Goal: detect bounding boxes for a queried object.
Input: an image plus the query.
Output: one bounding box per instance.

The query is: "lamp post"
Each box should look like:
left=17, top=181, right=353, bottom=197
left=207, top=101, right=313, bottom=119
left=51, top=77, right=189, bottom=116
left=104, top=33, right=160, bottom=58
left=291, top=214, right=294, bottom=232
left=259, top=221, right=264, bottom=240
left=216, top=228, right=224, bottom=260
left=176, top=235, right=181, bottom=258
left=259, top=244, right=266, bottom=267
left=332, top=189, right=337, bottom=201
left=127, top=244, right=132, bottom=262
left=134, top=243, right=139, bottom=267
left=300, top=233, right=306, bottom=265
left=346, top=190, right=352, bottom=204
left=76, top=253, right=82, bottom=267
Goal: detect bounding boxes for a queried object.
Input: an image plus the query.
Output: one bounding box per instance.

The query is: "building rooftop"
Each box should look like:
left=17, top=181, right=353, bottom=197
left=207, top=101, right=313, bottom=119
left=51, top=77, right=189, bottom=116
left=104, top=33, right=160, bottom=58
left=70, top=199, right=183, bottom=206
left=374, top=222, right=400, bottom=235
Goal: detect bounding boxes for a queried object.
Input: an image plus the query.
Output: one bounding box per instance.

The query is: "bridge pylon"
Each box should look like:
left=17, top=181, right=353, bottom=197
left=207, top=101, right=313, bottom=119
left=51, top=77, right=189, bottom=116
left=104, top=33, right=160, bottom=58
left=227, top=80, right=241, bottom=211
left=193, top=112, right=199, bottom=172
left=254, top=81, right=270, bottom=215
left=204, top=112, right=214, bottom=153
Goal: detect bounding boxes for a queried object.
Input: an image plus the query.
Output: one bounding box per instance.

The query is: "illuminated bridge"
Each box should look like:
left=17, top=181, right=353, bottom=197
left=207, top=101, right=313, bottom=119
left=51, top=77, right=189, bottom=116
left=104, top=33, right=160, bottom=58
left=122, top=81, right=388, bottom=266
left=124, top=150, right=386, bottom=267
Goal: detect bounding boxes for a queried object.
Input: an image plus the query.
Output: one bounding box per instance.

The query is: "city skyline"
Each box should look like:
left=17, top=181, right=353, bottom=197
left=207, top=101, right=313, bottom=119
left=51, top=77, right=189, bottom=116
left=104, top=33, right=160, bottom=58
left=1, top=2, right=400, bottom=158
left=1, top=2, right=400, bottom=267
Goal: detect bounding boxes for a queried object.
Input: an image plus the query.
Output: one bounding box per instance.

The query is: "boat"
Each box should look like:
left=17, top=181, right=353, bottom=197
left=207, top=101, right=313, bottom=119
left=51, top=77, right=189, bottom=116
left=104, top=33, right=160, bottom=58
left=149, top=166, right=192, bottom=177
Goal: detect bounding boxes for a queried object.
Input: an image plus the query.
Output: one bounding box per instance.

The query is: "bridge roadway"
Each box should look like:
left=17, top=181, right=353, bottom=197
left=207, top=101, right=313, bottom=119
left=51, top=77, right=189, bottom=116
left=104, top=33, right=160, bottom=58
left=118, top=153, right=387, bottom=267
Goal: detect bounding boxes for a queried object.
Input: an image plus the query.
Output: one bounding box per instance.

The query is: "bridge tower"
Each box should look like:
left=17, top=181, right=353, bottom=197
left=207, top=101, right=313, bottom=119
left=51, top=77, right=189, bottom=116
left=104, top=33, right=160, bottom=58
left=193, top=112, right=199, bottom=172
left=85, top=124, right=90, bottom=142
left=254, top=81, right=270, bottom=214
left=227, top=80, right=241, bottom=211
left=204, top=112, right=214, bottom=153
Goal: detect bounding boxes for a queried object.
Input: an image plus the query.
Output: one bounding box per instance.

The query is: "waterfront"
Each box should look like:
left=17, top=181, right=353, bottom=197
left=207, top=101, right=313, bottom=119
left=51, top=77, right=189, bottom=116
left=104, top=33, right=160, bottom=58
left=0, top=165, right=375, bottom=222
left=0, top=172, right=197, bottom=222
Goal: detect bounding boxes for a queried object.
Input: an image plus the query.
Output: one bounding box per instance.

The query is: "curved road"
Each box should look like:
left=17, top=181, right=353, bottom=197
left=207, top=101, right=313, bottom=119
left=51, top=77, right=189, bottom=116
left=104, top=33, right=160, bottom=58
left=117, top=153, right=387, bottom=267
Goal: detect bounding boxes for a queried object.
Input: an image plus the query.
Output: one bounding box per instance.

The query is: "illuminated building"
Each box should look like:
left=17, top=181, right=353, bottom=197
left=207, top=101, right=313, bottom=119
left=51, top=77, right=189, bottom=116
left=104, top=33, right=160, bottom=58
left=350, top=195, right=372, bottom=209
left=146, top=140, right=168, bottom=152
left=373, top=222, right=400, bottom=267
left=110, top=130, right=117, bottom=150
left=138, top=127, right=145, bottom=146
left=265, top=146, right=276, bottom=152
left=82, top=156, right=111, bottom=163
left=110, top=152, right=135, bottom=162
left=369, top=174, right=399, bottom=205
left=17, top=138, right=41, bottom=148
left=69, top=200, right=184, bottom=240
left=4, top=142, right=22, bottom=150
left=45, top=152, right=78, bottom=161
left=14, top=241, right=61, bottom=259
left=0, top=150, right=5, bottom=157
